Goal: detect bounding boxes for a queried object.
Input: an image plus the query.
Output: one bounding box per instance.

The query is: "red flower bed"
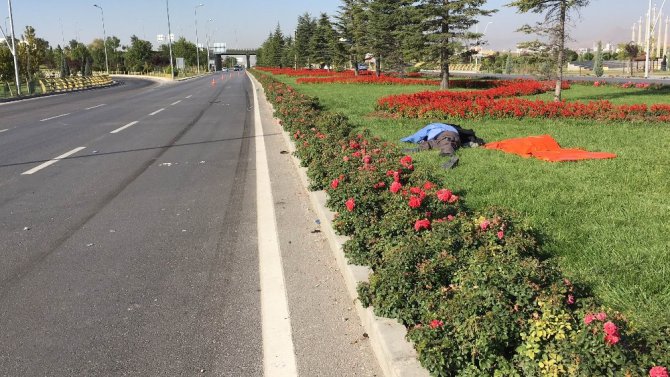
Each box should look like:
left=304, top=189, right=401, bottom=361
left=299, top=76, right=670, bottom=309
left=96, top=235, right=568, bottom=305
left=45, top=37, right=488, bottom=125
left=377, top=80, right=670, bottom=122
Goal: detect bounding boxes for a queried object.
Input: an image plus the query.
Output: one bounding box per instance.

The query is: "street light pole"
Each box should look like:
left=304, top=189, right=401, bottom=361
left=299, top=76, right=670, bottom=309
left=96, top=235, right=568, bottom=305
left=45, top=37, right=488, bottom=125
left=166, top=0, right=175, bottom=79
left=93, top=4, right=109, bottom=74
left=194, top=3, right=203, bottom=74
left=7, top=0, right=20, bottom=95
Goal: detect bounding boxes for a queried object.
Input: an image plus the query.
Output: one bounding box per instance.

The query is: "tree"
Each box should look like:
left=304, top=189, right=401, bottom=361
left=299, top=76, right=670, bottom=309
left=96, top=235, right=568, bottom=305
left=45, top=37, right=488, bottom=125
left=620, top=42, right=639, bottom=76
left=593, top=41, right=603, bottom=77
left=335, top=0, right=370, bottom=74
left=505, top=53, right=513, bottom=74
left=582, top=51, right=594, bottom=61
left=0, top=44, right=14, bottom=83
left=124, top=35, right=153, bottom=72
left=18, top=26, right=50, bottom=82
left=309, top=13, right=337, bottom=69
left=367, top=0, right=414, bottom=76
left=295, top=13, right=317, bottom=68
left=419, top=0, right=496, bottom=89
left=508, top=0, right=591, bottom=101
left=88, top=38, right=107, bottom=71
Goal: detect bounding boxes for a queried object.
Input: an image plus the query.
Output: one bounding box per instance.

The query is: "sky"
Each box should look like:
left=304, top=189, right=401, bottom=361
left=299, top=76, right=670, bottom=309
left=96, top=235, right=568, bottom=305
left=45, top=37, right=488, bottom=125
left=0, top=1, right=662, bottom=52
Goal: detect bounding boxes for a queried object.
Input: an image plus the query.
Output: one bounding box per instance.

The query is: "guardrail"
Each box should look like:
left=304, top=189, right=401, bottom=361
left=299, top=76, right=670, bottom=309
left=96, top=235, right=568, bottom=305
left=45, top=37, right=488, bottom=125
left=37, top=75, right=113, bottom=94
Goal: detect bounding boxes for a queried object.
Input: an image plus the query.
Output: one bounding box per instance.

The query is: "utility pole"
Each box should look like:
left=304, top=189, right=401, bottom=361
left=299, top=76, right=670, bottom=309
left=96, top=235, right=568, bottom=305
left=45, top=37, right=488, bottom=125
left=93, top=4, right=109, bottom=74
left=645, top=0, right=652, bottom=78
left=166, top=0, right=175, bottom=79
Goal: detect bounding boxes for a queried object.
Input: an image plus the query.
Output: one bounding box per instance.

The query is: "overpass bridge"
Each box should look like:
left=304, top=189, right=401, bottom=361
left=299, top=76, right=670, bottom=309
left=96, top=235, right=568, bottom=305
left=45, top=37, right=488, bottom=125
left=211, top=48, right=258, bottom=70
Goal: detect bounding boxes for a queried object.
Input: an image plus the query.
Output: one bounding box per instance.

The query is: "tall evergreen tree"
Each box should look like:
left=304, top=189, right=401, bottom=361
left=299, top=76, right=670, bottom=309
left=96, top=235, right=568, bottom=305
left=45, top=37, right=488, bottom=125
left=367, top=0, right=414, bottom=76
left=419, top=0, right=496, bottom=89
left=295, top=13, right=317, bottom=68
left=334, top=0, right=369, bottom=74
left=593, top=40, right=603, bottom=77
left=309, top=13, right=337, bottom=69
left=508, top=0, right=590, bottom=101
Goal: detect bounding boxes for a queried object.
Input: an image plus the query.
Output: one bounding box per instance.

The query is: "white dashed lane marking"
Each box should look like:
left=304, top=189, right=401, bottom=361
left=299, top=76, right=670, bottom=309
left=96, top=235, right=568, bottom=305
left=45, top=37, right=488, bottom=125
left=110, top=121, right=139, bottom=134
left=21, top=147, right=86, bottom=175
left=85, top=104, right=106, bottom=110
left=170, top=100, right=181, bottom=106
left=40, top=113, right=71, bottom=122
left=149, top=108, right=165, bottom=116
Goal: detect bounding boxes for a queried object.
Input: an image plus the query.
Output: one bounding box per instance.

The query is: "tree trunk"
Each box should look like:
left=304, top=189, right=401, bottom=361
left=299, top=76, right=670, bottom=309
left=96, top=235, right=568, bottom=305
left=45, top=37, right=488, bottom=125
left=375, top=54, right=381, bottom=77
left=554, top=1, right=567, bottom=102
left=440, top=8, right=450, bottom=90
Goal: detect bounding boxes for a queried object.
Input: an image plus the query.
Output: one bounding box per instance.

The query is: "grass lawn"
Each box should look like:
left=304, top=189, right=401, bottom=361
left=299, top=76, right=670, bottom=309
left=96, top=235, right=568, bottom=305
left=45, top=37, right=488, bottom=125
left=270, top=75, right=670, bottom=332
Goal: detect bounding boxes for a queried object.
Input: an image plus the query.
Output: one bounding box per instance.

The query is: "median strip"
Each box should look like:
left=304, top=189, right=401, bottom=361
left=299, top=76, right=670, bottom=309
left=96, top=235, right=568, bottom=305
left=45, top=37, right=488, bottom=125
left=110, top=121, right=139, bottom=134
left=40, top=113, right=71, bottom=122
left=21, top=147, right=86, bottom=175
left=149, top=108, right=165, bottom=116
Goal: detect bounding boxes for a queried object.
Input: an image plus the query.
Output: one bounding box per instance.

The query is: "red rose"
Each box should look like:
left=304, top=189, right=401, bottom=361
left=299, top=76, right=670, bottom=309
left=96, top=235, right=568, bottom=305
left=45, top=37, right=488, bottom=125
left=400, top=155, right=412, bottom=167
left=429, top=319, right=444, bottom=329
left=408, top=196, right=422, bottom=209
left=363, top=155, right=372, bottom=164
left=436, top=189, right=453, bottom=202
left=605, top=333, right=620, bottom=345
left=330, top=179, right=339, bottom=189
left=414, top=219, right=431, bottom=231
left=650, top=366, right=669, bottom=377
left=480, top=220, right=490, bottom=231
left=497, top=230, right=504, bottom=240
left=345, top=198, right=355, bottom=212
left=447, top=194, right=459, bottom=204
left=423, top=181, right=435, bottom=190
left=390, top=181, right=402, bottom=194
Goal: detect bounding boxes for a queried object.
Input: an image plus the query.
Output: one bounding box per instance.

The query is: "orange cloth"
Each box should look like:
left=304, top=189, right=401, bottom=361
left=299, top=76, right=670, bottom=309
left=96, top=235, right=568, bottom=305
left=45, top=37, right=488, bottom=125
left=484, top=135, right=616, bottom=162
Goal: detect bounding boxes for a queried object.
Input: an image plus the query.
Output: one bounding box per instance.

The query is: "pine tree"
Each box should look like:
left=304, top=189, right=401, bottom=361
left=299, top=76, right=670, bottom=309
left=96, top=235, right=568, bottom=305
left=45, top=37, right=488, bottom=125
left=505, top=54, right=513, bottom=74
left=84, top=57, right=92, bottom=76
left=295, top=13, right=317, bottom=68
left=309, top=13, right=337, bottom=69
left=334, top=0, right=369, bottom=74
left=367, top=0, right=414, bottom=76
left=418, top=0, right=496, bottom=89
left=508, top=0, right=591, bottom=101
left=593, top=41, right=603, bottom=77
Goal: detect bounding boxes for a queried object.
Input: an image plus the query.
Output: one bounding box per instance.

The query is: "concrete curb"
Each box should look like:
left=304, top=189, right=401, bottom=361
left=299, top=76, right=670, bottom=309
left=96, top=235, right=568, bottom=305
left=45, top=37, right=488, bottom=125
left=0, top=82, right=117, bottom=104
left=248, top=72, right=430, bottom=377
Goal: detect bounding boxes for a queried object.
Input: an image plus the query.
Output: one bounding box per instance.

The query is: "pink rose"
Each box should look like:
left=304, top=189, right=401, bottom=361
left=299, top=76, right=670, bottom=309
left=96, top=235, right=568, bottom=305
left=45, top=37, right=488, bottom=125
left=605, top=333, right=620, bottom=345
left=497, top=230, right=504, bottom=240
left=595, top=312, right=607, bottom=321
left=566, top=295, right=575, bottom=305
left=447, top=194, right=459, bottom=204
left=330, top=179, right=339, bottom=189
left=480, top=220, right=490, bottom=231
left=603, top=321, right=618, bottom=335
left=584, top=313, right=596, bottom=325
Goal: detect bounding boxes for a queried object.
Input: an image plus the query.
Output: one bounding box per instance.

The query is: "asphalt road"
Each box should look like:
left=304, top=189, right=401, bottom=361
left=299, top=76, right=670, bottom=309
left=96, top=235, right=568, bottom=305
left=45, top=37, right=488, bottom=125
left=0, top=74, right=381, bottom=376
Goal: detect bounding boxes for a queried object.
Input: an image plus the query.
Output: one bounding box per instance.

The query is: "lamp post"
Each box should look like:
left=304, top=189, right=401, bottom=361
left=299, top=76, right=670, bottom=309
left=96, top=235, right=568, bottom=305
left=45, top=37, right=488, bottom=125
left=194, top=3, right=204, bottom=74
left=165, top=0, right=175, bottom=79
left=6, top=0, right=20, bottom=95
left=206, top=18, right=213, bottom=71
left=93, top=4, right=109, bottom=74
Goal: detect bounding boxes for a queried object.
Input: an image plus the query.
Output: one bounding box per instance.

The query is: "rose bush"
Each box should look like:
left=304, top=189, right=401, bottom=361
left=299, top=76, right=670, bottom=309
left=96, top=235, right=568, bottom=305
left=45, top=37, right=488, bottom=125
left=251, top=69, right=669, bottom=376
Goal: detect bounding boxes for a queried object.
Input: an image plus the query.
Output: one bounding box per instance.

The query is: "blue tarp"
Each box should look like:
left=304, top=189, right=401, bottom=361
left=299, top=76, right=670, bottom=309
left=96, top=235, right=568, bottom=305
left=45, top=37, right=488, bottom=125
left=400, top=123, right=458, bottom=144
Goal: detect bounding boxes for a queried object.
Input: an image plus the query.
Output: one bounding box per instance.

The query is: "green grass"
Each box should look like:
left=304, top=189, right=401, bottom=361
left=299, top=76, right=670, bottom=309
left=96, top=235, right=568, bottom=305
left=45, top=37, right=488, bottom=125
left=523, top=83, right=670, bottom=105
left=272, top=76, right=670, bottom=332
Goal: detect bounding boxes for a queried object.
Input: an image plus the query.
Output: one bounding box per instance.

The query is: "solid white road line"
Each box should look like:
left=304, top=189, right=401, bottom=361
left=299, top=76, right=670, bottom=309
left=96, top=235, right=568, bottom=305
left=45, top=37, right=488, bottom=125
left=110, top=121, right=139, bottom=134
left=185, top=95, right=193, bottom=99
left=0, top=129, right=8, bottom=133
left=85, top=104, right=106, bottom=110
left=170, top=100, right=181, bottom=106
left=40, top=113, right=71, bottom=122
left=149, top=108, right=165, bottom=116
left=21, top=147, right=86, bottom=175
left=250, top=74, right=298, bottom=377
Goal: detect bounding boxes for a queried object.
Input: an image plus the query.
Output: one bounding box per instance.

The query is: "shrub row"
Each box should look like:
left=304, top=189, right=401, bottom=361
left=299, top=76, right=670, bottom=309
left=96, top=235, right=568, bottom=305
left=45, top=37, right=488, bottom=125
left=250, top=69, right=669, bottom=377
left=376, top=81, right=670, bottom=122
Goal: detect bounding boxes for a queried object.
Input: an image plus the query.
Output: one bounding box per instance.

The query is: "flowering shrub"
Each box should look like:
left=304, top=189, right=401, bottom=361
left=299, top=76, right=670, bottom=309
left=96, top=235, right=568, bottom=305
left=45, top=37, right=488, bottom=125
left=250, top=69, right=669, bottom=376
left=377, top=80, right=670, bottom=122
